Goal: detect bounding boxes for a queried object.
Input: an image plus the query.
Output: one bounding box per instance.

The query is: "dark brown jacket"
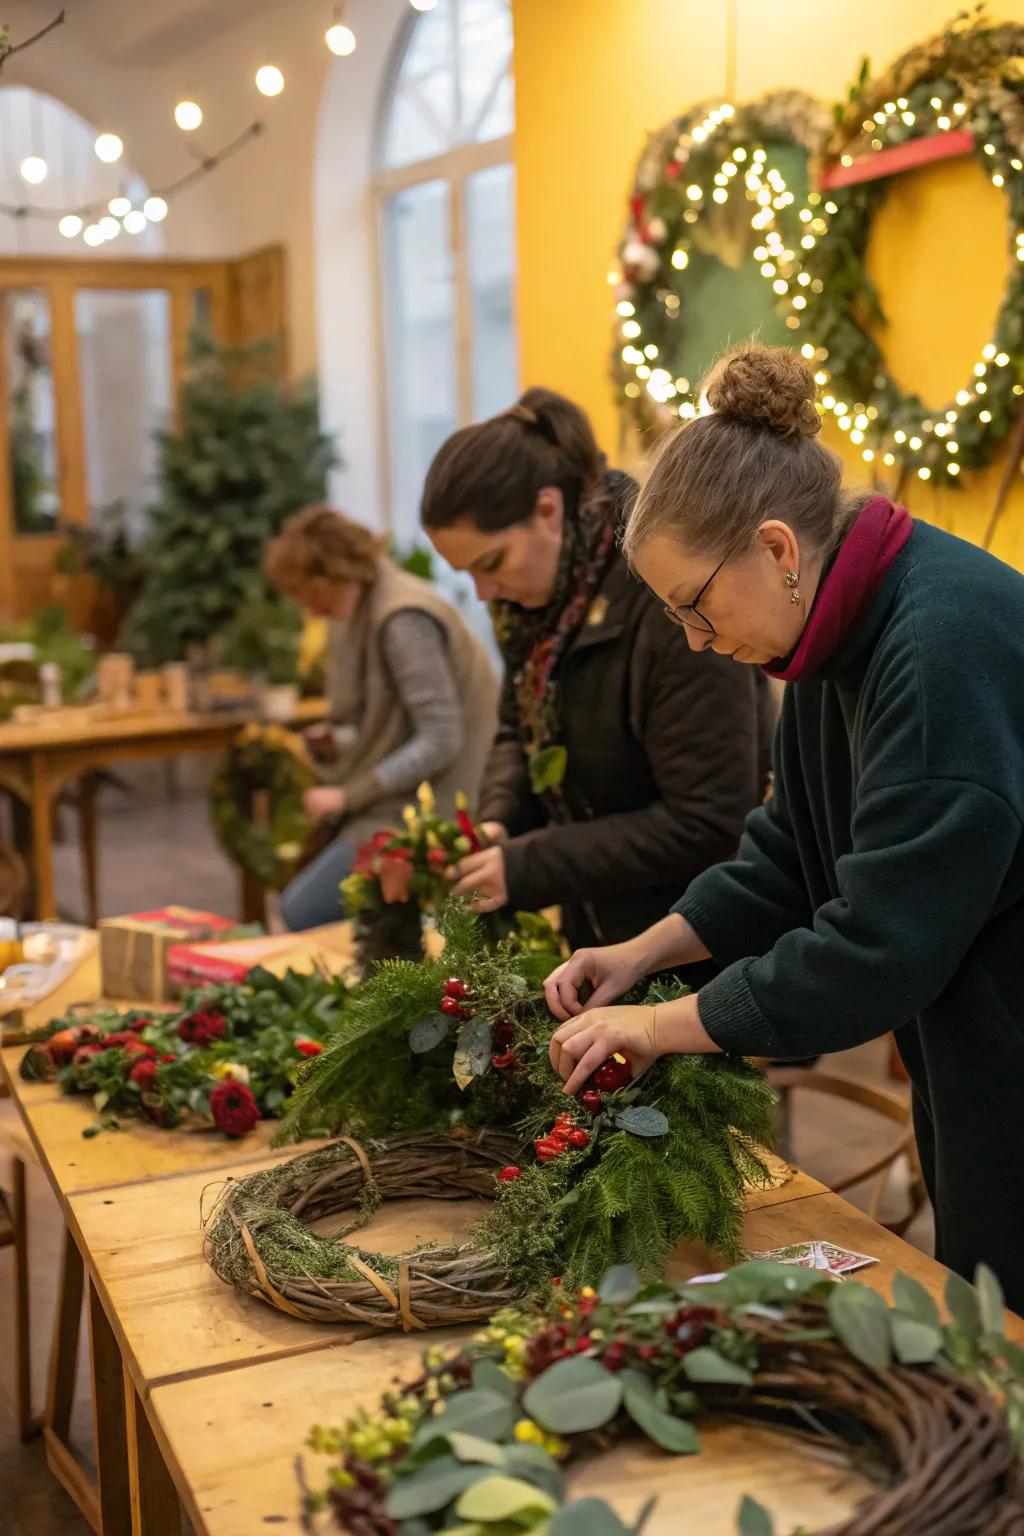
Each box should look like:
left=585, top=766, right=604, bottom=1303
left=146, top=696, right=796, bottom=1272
left=478, top=552, right=775, bottom=948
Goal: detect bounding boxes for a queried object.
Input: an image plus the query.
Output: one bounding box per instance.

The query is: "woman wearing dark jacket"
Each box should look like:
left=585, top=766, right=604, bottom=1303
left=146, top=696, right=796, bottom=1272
left=545, top=342, right=1024, bottom=1308
left=420, top=387, right=773, bottom=948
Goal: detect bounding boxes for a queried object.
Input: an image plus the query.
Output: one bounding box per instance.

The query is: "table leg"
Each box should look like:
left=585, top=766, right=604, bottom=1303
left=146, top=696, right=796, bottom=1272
left=78, top=772, right=101, bottom=927
left=123, top=1370, right=180, bottom=1536
left=89, top=1279, right=132, bottom=1536
left=11, top=1156, right=40, bottom=1439
left=47, top=1226, right=84, bottom=1440
left=29, top=752, right=56, bottom=919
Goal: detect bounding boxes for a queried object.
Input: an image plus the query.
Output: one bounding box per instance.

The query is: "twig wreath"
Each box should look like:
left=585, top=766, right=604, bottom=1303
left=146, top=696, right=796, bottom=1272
left=302, top=1259, right=1024, bottom=1536
left=203, top=907, right=785, bottom=1328
left=791, top=10, right=1024, bottom=485
left=612, top=89, right=830, bottom=435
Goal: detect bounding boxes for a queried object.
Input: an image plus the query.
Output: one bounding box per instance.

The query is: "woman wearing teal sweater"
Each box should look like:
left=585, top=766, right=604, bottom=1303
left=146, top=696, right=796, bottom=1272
left=546, top=342, right=1024, bottom=1309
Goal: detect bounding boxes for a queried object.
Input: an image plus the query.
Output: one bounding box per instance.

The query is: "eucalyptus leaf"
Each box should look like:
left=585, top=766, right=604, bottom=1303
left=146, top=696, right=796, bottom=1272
left=945, top=1271, right=981, bottom=1339
left=890, top=1314, right=942, bottom=1365
left=891, top=1272, right=939, bottom=1329
left=549, top=1499, right=633, bottom=1536
left=828, top=1283, right=892, bottom=1370
left=523, top=1356, right=623, bottom=1433
left=975, top=1263, right=1005, bottom=1336
left=599, top=1265, right=642, bottom=1305
left=623, top=1379, right=700, bottom=1453
left=614, top=1105, right=669, bottom=1139
left=737, top=1494, right=775, bottom=1536
left=409, top=1013, right=451, bottom=1054
left=682, top=1347, right=754, bottom=1386
left=503, top=1444, right=565, bottom=1502
left=455, top=1474, right=556, bottom=1522
left=445, top=1433, right=508, bottom=1467
left=385, top=1456, right=491, bottom=1519
left=412, top=1389, right=516, bottom=1449
left=453, top=1016, right=494, bottom=1091
left=472, top=1359, right=519, bottom=1401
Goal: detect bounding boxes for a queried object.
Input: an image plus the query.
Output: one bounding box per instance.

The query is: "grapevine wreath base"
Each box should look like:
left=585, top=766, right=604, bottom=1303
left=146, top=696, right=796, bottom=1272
left=204, top=1130, right=527, bottom=1329
left=302, top=1260, right=1024, bottom=1536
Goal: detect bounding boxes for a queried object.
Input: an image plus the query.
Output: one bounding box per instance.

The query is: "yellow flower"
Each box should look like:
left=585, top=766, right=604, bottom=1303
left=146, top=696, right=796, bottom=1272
left=417, top=781, right=436, bottom=815
left=504, top=1336, right=527, bottom=1363
left=210, top=1061, right=250, bottom=1084
left=579, top=1286, right=597, bottom=1300
left=514, top=1419, right=546, bottom=1446
left=544, top=1432, right=569, bottom=1458
left=402, top=804, right=421, bottom=833
left=455, top=790, right=469, bottom=811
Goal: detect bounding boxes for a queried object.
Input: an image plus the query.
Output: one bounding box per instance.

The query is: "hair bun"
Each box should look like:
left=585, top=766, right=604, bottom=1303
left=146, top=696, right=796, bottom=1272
left=704, top=344, right=821, bottom=439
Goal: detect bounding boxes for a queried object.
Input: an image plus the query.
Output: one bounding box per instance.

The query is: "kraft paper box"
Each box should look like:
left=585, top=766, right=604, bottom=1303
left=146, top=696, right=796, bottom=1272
left=99, top=906, right=250, bottom=1002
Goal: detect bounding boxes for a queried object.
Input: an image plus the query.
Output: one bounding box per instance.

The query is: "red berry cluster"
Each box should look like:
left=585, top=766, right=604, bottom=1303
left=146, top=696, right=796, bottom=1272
left=327, top=1459, right=397, bottom=1536
left=591, top=1051, right=632, bottom=1093
left=525, top=1290, right=717, bottom=1379
left=663, top=1305, right=717, bottom=1356
left=439, top=977, right=471, bottom=1018
left=534, top=1112, right=591, bottom=1163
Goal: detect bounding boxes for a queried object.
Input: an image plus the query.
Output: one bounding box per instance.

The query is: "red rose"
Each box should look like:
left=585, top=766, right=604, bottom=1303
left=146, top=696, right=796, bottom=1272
left=209, top=1079, right=260, bottom=1137
left=178, top=1010, right=226, bottom=1046
left=130, top=1058, right=159, bottom=1092
left=353, top=828, right=397, bottom=875
left=295, top=1039, right=323, bottom=1057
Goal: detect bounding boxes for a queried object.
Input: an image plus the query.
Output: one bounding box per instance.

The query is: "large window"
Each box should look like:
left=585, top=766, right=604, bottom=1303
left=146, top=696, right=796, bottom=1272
left=376, top=0, right=516, bottom=551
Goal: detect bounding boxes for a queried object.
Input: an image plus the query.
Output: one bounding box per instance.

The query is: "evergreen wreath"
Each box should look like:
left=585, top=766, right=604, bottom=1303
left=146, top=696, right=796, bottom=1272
left=210, top=723, right=313, bottom=889
left=204, top=907, right=782, bottom=1326
left=301, top=1258, right=1024, bottom=1536
left=612, top=90, right=830, bottom=435
left=788, top=11, right=1024, bottom=484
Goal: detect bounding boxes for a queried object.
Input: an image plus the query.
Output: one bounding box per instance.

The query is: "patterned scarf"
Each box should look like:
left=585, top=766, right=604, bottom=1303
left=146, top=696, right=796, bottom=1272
left=490, top=471, right=627, bottom=801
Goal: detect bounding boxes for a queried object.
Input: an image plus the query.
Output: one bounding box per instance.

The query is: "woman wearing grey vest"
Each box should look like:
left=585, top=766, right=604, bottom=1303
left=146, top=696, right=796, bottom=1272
left=265, top=506, right=498, bottom=930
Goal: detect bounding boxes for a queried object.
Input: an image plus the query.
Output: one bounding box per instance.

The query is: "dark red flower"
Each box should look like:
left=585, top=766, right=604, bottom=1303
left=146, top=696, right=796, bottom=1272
left=73, top=1044, right=103, bottom=1067
left=100, top=1031, right=133, bottom=1049
left=602, top=1339, right=631, bottom=1371
left=209, top=1079, right=260, bottom=1137
left=178, top=1010, right=226, bottom=1046
left=352, top=828, right=397, bottom=875
left=664, top=1305, right=717, bottom=1356
left=498, top=1165, right=521, bottom=1182
left=122, top=1014, right=151, bottom=1033
left=130, top=1057, right=159, bottom=1092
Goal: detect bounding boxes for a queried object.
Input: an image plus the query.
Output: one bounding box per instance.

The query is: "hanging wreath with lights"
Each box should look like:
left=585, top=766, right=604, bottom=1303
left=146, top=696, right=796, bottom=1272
left=784, top=13, right=1024, bottom=486
left=612, top=90, right=831, bottom=434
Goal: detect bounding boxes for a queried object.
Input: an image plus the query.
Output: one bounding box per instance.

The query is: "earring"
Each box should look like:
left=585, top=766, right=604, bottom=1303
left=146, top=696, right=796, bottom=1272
left=785, top=569, right=802, bottom=605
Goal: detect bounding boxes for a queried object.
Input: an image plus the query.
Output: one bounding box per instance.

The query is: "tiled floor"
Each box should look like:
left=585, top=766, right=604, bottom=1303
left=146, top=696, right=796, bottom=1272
left=0, top=784, right=933, bottom=1534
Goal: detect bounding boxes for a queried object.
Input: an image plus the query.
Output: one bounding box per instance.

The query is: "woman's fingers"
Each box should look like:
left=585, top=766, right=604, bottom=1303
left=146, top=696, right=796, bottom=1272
left=548, top=1015, right=587, bottom=1072
left=544, top=953, right=595, bottom=1021
left=562, top=1037, right=611, bottom=1097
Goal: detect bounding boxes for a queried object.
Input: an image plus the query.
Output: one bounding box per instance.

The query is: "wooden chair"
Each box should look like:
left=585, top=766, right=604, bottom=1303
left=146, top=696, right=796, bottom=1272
left=0, top=1139, right=39, bottom=1439
left=766, top=1067, right=928, bottom=1237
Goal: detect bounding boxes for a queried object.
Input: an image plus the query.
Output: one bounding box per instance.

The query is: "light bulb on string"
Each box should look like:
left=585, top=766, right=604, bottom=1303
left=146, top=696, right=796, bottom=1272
left=410, top=0, right=437, bottom=8
left=109, top=195, right=131, bottom=217
left=58, top=214, right=82, bottom=239
left=256, top=64, right=285, bottom=96
left=95, top=133, right=123, bottom=163
left=20, top=156, right=47, bottom=184
left=326, top=23, right=356, bottom=55
left=83, top=224, right=105, bottom=247
left=175, top=101, right=203, bottom=131
left=124, top=210, right=147, bottom=235
left=144, top=196, right=168, bottom=223
left=99, top=215, right=120, bottom=240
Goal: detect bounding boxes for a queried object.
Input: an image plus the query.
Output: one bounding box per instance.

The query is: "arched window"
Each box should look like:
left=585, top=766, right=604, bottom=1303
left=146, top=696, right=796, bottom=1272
left=375, top=0, right=516, bottom=548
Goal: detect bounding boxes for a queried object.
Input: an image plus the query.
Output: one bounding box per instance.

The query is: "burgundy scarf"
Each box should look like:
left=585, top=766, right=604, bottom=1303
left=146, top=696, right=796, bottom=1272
left=764, top=496, right=914, bottom=682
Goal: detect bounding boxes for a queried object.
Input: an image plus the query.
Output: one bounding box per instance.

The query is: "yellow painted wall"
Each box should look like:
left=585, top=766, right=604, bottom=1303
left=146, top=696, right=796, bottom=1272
left=511, top=0, right=1024, bottom=566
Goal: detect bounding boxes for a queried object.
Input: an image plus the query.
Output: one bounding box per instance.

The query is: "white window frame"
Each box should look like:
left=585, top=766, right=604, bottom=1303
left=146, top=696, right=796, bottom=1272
left=370, top=4, right=514, bottom=538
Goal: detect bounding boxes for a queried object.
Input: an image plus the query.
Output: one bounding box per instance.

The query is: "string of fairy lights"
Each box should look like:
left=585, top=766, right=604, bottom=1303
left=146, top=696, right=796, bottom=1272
left=2, top=0, right=438, bottom=246
left=614, top=85, right=1024, bottom=484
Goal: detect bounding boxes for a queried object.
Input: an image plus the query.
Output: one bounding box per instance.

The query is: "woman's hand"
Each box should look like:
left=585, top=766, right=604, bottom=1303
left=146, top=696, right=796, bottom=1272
left=479, top=821, right=509, bottom=846
left=447, top=845, right=508, bottom=914
left=549, top=1006, right=660, bottom=1096
left=303, top=786, right=347, bottom=822
left=544, top=939, right=648, bottom=1021
left=303, top=724, right=340, bottom=765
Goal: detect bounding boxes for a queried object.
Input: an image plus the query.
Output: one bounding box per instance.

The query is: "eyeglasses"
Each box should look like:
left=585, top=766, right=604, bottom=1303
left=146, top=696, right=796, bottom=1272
left=663, top=556, right=727, bottom=634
